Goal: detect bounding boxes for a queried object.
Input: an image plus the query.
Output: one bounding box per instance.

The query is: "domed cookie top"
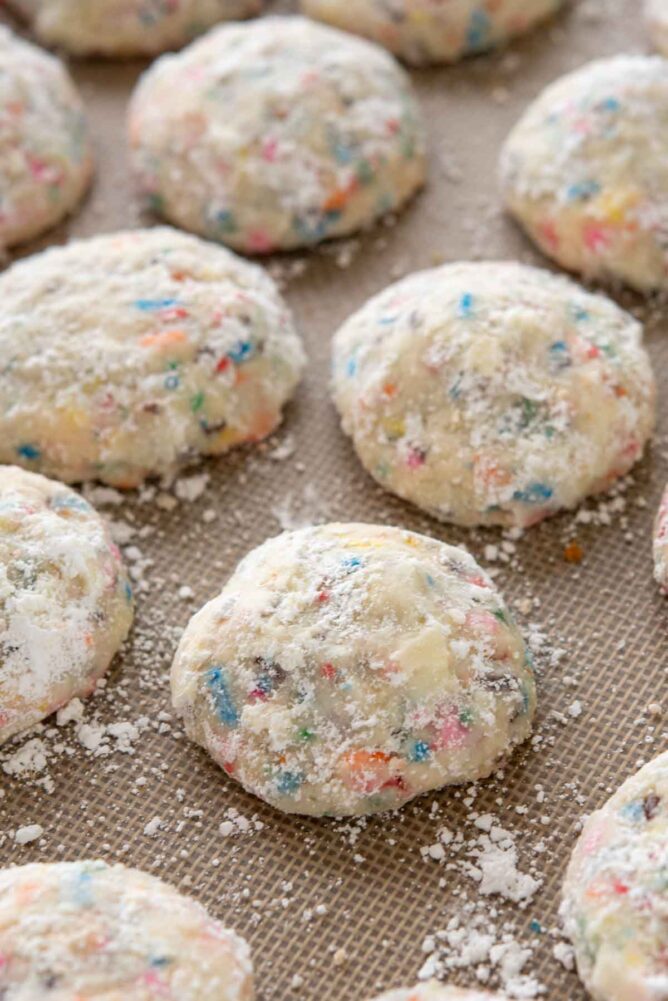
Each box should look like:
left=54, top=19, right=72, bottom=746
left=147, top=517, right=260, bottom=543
left=171, top=522, right=536, bottom=817
left=561, top=752, right=668, bottom=1001
left=9, top=0, right=263, bottom=57
left=0, top=26, right=92, bottom=249
left=0, top=227, right=305, bottom=487
left=0, top=860, right=253, bottom=1000
left=0, top=466, right=133, bottom=746
left=332, top=261, right=655, bottom=528
left=369, top=985, right=510, bottom=1001
left=300, top=0, right=563, bottom=66
left=128, top=16, right=426, bottom=253
left=500, top=55, right=668, bottom=292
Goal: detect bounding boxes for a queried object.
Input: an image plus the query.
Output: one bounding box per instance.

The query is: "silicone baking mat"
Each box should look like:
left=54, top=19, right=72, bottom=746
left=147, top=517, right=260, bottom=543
left=0, top=1, right=665, bottom=998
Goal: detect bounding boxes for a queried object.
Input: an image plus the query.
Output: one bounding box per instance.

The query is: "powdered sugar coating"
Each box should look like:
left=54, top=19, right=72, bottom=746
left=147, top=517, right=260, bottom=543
left=332, top=262, right=655, bottom=528
left=0, top=467, right=133, bottom=745
left=0, top=26, right=92, bottom=249
left=500, top=56, right=668, bottom=292
left=561, top=752, right=668, bottom=1001
left=300, top=0, right=562, bottom=66
left=0, top=227, right=305, bottom=487
left=9, top=0, right=263, bottom=57
left=0, top=860, right=253, bottom=1000
left=653, top=484, right=668, bottom=590
left=128, top=16, right=426, bottom=254
left=369, top=984, right=509, bottom=1001
left=172, top=523, right=536, bottom=817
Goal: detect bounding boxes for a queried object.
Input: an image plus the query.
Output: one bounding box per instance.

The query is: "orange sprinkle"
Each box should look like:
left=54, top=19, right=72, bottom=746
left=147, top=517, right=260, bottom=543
left=564, top=540, right=584, bottom=563
left=323, top=187, right=350, bottom=212
left=381, top=382, right=397, bottom=398
left=139, top=328, right=187, bottom=349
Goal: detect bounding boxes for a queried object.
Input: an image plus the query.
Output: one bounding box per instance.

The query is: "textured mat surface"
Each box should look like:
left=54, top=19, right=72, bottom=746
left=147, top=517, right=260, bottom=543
left=0, top=1, right=665, bottom=999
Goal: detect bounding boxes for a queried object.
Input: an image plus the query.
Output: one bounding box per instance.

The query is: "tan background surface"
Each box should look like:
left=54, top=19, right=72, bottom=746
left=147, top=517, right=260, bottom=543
left=0, top=0, right=666, bottom=998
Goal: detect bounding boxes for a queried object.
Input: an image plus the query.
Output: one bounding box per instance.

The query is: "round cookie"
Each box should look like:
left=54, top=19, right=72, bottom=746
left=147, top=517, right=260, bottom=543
left=369, top=985, right=510, bottom=1001
left=0, top=227, right=305, bottom=487
left=652, top=484, right=668, bottom=590
left=171, top=522, right=536, bottom=817
left=561, top=752, right=668, bottom=1001
left=0, top=26, right=92, bottom=249
left=500, top=55, right=668, bottom=292
left=300, top=0, right=563, bottom=66
left=331, top=261, right=655, bottom=529
left=0, top=860, right=253, bottom=1000
left=9, top=0, right=263, bottom=58
left=0, top=466, right=133, bottom=746
left=646, top=0, right=668, bottom=56
left=128, top=16, right=426, bottom=254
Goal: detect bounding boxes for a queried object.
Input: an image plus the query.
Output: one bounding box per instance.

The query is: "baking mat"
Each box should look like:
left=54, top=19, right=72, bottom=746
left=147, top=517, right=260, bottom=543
left=0, top=1, right=665, bottom=998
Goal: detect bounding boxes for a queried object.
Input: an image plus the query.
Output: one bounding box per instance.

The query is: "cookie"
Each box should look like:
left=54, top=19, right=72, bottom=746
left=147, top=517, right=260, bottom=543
left=0, top=26, right=92, bottom=249
left=0, top=466, right=133, bottom=745
left=331, top=261, right=655, bottom=528
left=0, top=227, right=305, bottom=487
left=171, top=522, right=536, bottom=817
left=0, top=860, right=253, bottom=1000
left=128, top=16, right=426, bottom=253
left=500, top=55, right=668, bottom=292
left=9, top=0, right=263, bottom=57
left=561, top=752, right=668, bottom=1001
left=300, top=0, right=563, bottom=66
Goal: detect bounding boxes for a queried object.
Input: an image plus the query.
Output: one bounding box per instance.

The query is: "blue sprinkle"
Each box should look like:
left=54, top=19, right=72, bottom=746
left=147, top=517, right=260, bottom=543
left=70, top=869, right=94, bottom=907
left=330, top=139, right=353, bottom=165
left=134, top=298, right=179, bottom=311
left=255, top=673, right=275, bottom=696
left=549, top=341, right=571, bottom=368
left=425, top=573, right=436, bottom=588
left=599, top=97, right=621, bottom=112
left=17, top=444, right=40, bottom=460
left=467, top=9, right=490, bottom=50
left=206, top=667, right=239, bottom=727
left=342, top=556, right=362, bottom=572
left=513, top=483, right=554, bottom=504
left=409, top=740, right=431, bottom=763
left=621, top=800, right=645, bottom=823
left=457, top=292, right=474, bottom=318
left=530, top=919, right=543, bottom=934
left=346, top=356, right=357, bottom=377
left=566, top=179, right=600, bottom=202
left=277, top=770, right=304, bottom=794
left=214, top=209, right=237, bottom=233
left=164, top=373, right=180, bottom=390
left=227, top=340, right=254, bottom=364
left=124, top=580, right=133, bottom=603
left=51, top=495, right=91, bottom=513
left=150, top=956, right=172, bottom=968
left=571, top=305, right=590, bottom=323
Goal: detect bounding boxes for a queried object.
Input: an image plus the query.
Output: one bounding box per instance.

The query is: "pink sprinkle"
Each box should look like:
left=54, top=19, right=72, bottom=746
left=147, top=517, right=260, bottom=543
left=583, top=222, right=610, bottom=252
left=247, top=229, right=274, bottom=254
left=406, top=447, right=426, bottom=469
left=435, top=710, right=469, bottom=750
left=538, top=219, right=559, bottom=250
left=261, top=138, right=279, bottom=162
